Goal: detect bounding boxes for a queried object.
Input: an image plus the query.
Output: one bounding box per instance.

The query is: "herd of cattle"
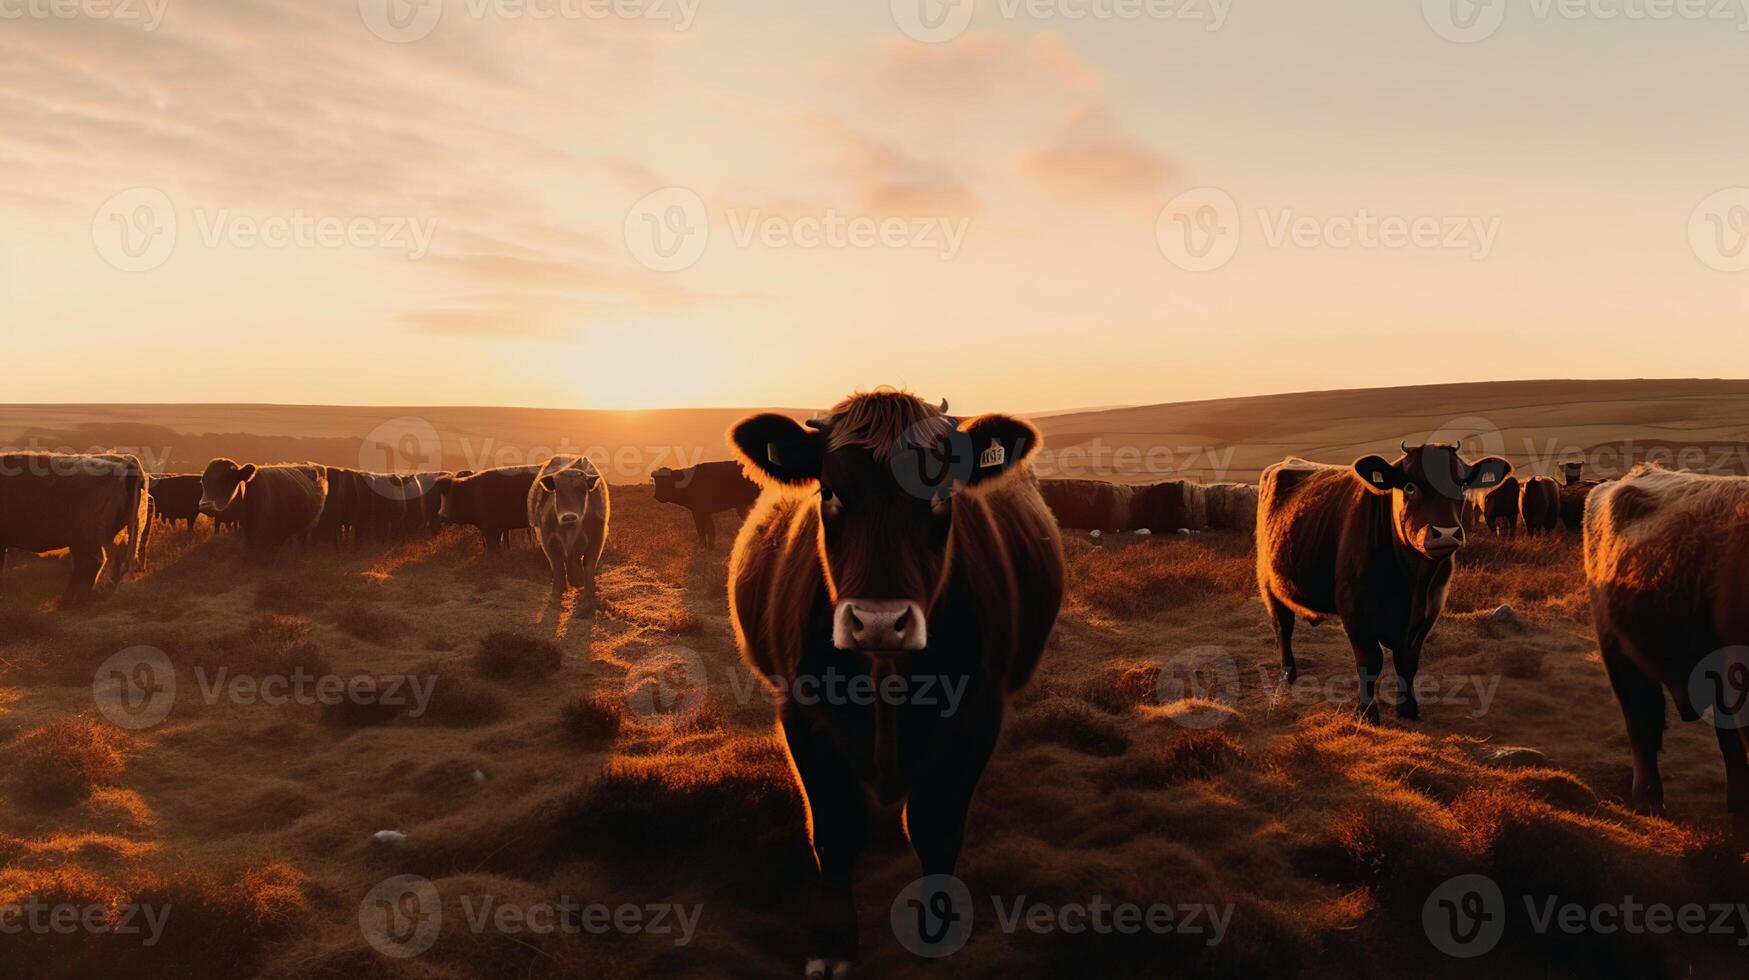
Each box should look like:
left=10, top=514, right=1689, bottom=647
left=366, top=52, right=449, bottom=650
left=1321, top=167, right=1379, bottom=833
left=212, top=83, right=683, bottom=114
left=2, top=400, right=1746, bottom=977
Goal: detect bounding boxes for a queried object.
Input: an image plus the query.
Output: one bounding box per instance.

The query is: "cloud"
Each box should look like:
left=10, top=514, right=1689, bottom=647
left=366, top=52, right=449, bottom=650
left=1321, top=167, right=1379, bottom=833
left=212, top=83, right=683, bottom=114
left=1015, top=136, right=1169, bottom=203
left=797, top=111, right=982, bottom=216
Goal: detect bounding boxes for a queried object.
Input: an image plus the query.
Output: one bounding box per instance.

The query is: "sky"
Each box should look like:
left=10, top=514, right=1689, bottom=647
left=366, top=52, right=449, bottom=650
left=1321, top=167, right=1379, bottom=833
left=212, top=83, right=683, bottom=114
left=1, top=0, right=1746, bottom=411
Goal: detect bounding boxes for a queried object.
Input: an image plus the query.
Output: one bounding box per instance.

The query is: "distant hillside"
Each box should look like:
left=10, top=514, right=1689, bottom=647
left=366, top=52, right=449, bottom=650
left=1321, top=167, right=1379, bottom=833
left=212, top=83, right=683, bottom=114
left=3, top=379, right=1747, bottom=484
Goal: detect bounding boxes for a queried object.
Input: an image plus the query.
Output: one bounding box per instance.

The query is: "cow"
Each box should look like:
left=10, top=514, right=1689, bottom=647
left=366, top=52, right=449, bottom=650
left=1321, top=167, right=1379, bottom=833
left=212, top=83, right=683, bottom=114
left=1560, top=460, right=1586, bottom=485
left=312, top=467, right=361, bottom=550
left=434, top=465, right=538, bottom=548
left=1520, top=475, right=1560, bottom=535
left=0, top=452, right=148, bottom=604
left=726, top=389, right=1063, bottom=977
left=148, top=474, right=203, bottom=529
left=1131, top=479, right=1208, bottom=532
left=199, top=459, right=329, bottom=554
left=651, top=460, right=759, bottom=547
left=1256, top=444, right=1511, bottom=723
left=1560, top=480, right=1600, bottom=531
left=1584, top=464, right=1749, bottom=815
left=1038, top=479, right=1134, bottom=532
left=1480, top=474, right=1521, bottom=536
left=413, top=472, right=450, bottom=533
left=528, top=455, right=609, bottom=605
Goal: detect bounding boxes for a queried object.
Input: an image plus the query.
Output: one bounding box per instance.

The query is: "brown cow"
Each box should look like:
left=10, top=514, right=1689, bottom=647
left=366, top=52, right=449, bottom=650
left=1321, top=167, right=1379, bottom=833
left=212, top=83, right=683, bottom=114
left=312, top=467, right=361, bottom=549
left=148, top=473, right=203, bottom=529
left=651, top=460, right=759, bottom=547
left=0, top=452, right=148, bottom=604
left=727, top=390, right=1063, bottom=976
left=1520, top=475, right=1560, bottom=535
left=1480, top=474, right=1521, bottom=536
left=1257, top=445, right=1511, bottom=722
left=199, top=460, right=329, bottom=554
left=434, top=465, right=538, bottom=548
left=1038, top=478, right=1134, bottom=532
left=1585, top=465, right=1749, bottom=815
left=528, top=455, right=609, bottom=604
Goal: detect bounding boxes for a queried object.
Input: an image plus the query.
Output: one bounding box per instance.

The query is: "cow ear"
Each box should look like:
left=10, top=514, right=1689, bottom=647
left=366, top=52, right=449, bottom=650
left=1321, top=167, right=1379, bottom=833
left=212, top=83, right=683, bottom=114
left=585, top=472, right=602, bottom=491
left=539, top=475, right=558, bottom=492
left=1352, top=455, right=1400, bottom=495
left=956, top=414, right=1040, bottom=487
left=1464, top=456, right=1512, bottom=489
left=434, top=476, right=452, bottom=493
left=729, top=413, right=823, bottom=486
left=238, top=464, right=259, bottom=483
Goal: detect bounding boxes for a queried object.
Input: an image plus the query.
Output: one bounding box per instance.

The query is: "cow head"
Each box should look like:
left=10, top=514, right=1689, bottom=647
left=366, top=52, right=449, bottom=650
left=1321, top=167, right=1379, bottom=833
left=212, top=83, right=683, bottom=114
left=1353, top=443, right=1511, bottom=559
left=433, top=475, right=462, bottom=524
left=729, top=391, right=1036, bottom=654
left=540, top=466, right=601, bottom=529
left=199, top=458, right=257, bottom=515
left=1560, top=460, right=1585, bottom=486
left=651, top=467, right=677, bottom=504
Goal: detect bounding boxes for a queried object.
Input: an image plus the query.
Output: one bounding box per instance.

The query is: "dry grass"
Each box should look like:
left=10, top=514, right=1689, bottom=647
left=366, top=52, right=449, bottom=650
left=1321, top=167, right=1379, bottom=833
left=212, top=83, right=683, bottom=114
left=474, top=630, right=563, bottom=679
left=561, top=693, right=623, bottom=744
left=7, top=715, right=136, bottom=805
left=1065, top=530, right=1256, bottom=619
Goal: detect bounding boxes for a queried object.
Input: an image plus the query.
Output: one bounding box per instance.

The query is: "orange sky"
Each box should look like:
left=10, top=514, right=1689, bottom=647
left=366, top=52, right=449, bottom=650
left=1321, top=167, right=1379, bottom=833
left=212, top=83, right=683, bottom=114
left=2, top=1, right=1746, bottom=411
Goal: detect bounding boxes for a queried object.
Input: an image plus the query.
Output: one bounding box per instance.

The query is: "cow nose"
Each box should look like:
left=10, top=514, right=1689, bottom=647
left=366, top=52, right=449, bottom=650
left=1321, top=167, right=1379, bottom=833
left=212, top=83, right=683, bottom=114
left=559, top=512, right=580, bottom=526
left=833, top=599, right=927, bottom=652
left=1427, top=525, right=1464, bottom=552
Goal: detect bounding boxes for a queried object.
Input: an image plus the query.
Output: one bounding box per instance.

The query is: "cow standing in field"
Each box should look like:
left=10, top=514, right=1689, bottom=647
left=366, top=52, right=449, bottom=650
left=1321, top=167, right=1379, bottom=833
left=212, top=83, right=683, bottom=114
left=199, top=459, right=329, bottom=555
left=727, top=390, right=1063, bottom=977
left=434, top=465, right=538, bottom=548
left=528, top=455, right=609, bottom=606
left=1257, top=444, right=1511, bottom=722
left=651, top=460, right=759, bottom=547
left=1584, top=465, right=1749, bottom=816
left=1038, top=478, right=1134, bottom=532
left=1520, top=475, right=1560, bottom=535
left=1480, top=474, right=1521, bottom=536
left=1559, top=460, right=1601, bottom=531
left=148, top=474, right=203, bottom=529
left=0, top=452, right=148, bottom=604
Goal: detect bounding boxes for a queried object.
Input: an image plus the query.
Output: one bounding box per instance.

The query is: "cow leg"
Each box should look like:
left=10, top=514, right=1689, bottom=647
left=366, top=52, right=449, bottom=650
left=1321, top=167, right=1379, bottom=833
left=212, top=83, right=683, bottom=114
left=906, top=713, right=999, bottom=877
left=540, top=535, right=567, bottom=595
left=1344, top=628, right=1386, bottom=725
left=1714, top=724, right=1749, bottom=816
left=1393, top=633, right=1426, bottom=721
left=1265, top=592, right=1298, bottom=683
left=569, top=551, right=595, bottom=612
left=691, top=509, right=713, bottom=547
left=781, top=713, right=865, bottom=975
left=1601, top=639, right=1666, bottom=812
left=63, top=544, right=106, bottom=606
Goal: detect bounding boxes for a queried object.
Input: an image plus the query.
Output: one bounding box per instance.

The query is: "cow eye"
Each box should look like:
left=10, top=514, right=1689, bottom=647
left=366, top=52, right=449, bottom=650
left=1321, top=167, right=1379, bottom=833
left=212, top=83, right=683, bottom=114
left=819, top=486, right=843, bottom=517
left=1403, top=482, right=1420, bottom=496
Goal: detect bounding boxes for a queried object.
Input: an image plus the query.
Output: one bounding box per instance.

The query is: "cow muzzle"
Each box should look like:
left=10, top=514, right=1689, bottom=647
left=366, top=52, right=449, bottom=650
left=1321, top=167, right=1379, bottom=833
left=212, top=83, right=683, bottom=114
left=833, top=599, right=927, bottom=653
left=1421, top=524, right=1464, bottom=557
left=558, top=512, right=581, bottom=527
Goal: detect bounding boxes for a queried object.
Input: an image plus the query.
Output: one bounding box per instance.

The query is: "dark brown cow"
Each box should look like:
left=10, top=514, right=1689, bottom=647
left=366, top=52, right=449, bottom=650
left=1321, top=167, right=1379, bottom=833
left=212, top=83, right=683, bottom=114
left=727, top=390, right=1063, bottom=976
left=1480, top=474, right=1521, bottom=536
left=1585, top=465, right=1749, bottom=815
left=1520, top=475, right=1560, bottom=535
left=1257, top=445, right=1511, bottom=722
left=1038, top=478, right=1134, bottom=532
left=0, top=452, right=148, bottom=604
left=148, top=474, right=203, bottom=529
left=1560, top=480, right=1600, bottom=531
left=528, top=455, right=609, bottom=605
left=651, top=460, right=759, bottom=546
left=199, top=459, right=329, bottom=554
left=312, top=467, right=360, bottom=549
left=434, top=465, right=538, bottom=548
left=1560, top=460, right=1586, bottom=485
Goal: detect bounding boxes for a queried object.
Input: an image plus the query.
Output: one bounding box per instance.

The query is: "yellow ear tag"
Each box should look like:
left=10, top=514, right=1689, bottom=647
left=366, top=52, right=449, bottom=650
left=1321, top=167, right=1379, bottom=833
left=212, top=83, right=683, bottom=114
left=979, top=440, right=1006, bottom=469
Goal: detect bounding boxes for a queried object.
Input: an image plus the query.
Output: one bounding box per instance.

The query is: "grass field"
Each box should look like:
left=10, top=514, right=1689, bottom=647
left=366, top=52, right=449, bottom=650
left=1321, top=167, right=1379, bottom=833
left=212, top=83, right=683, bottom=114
left=2, top=479, right=1745, bottom=978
